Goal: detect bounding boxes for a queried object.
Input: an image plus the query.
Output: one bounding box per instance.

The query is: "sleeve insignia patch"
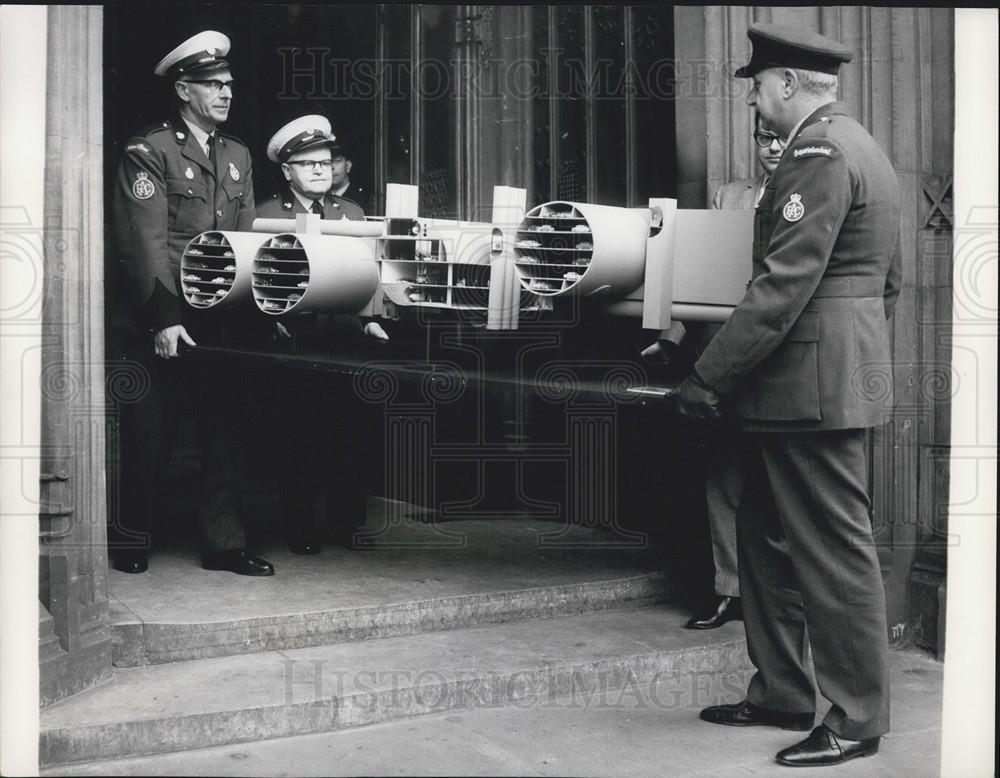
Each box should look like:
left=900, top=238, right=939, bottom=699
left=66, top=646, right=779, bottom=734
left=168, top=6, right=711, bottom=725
left=792, top=145, right=835, bottom=160
left=126, top=142, right=151, bottom=154
left=132, top=170, right=155, bottom=200
left=782, top=193, right=805, bottom=222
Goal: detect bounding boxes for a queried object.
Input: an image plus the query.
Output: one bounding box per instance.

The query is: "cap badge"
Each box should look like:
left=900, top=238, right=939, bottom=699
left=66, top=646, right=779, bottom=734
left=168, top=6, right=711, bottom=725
left=132, top=170, right=155, bottom=200
left=229, top=162, right=240, bottom=182
left=185, top=166, right=194, bottom=179
left=782, top=193, right=805, bottom=222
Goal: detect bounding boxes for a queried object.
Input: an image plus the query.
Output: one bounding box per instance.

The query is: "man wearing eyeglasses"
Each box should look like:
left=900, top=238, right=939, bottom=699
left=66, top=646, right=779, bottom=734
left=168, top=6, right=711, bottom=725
left=713, top=115, right=787, bottom=211
left=256, top=115, right=365, bottom=222
left=256, top=115, right=386, bottom=555
left=110, top=30, right=274, bottom=577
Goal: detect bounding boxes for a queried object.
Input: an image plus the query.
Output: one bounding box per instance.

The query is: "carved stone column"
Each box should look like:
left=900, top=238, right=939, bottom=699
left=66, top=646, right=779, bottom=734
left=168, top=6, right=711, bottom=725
left=38, top=4, right=113, bottom=704
left=674, top=7, right=954, bottom=648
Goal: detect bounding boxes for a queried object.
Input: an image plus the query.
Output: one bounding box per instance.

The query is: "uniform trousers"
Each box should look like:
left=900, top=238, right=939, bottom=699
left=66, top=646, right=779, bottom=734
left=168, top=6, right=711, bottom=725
left=696, top=323, right=741, bottom=599
left=272, top=370, right=369, bottom=545
left=704, top=426, right=742, bottom=598
left=737, top=428, right=890, bottom=740
left=108, top=327, right=248, bottom=555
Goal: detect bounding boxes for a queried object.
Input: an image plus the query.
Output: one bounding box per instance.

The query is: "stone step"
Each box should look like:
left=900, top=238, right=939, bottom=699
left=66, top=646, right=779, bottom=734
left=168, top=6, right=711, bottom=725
left=109, top=515, right=672, bottom=667
left=113, top=571, right=671, bottom=667
left=41, top=605, right=750, bottom=767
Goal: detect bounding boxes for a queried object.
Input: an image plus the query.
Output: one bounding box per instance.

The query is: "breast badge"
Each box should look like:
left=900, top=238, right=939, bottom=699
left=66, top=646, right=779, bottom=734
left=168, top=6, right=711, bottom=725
left=185, top=166, right=194, bottom=179
left=229, top=162, right=240, bottom=182
left=782, top=193, right=805, bottom=222
left=132, top=171, right=155, bottom=200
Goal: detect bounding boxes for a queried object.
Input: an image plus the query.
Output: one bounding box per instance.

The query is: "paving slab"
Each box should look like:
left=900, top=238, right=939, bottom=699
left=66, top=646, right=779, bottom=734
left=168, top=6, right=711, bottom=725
left=41, top=605, right=750, bottom=766
left=42, top=648, right=943, bottom=777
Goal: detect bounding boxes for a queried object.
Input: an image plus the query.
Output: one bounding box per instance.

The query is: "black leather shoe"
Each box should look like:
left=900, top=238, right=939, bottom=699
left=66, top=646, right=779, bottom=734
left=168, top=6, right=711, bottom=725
left=288, top=540, right=322, bottom=555
left=112, top=551, right=148, bottom=574
left=684, top=596, right=742, bottom=629
left=700, top=700, right=814, bottom=731
left=202, top=549, right=275, bottom=576
left=775, top=725, right=880, bottom=767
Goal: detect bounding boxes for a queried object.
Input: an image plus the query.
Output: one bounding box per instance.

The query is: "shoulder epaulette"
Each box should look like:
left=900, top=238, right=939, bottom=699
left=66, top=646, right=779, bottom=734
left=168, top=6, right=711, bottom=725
left=134, top=121, right=172, bottom=139
left=262, top=193, right=293, bottom=210
left=216, top=129, right=248, bottom=147
left=334, top=194, right=362, bottom=209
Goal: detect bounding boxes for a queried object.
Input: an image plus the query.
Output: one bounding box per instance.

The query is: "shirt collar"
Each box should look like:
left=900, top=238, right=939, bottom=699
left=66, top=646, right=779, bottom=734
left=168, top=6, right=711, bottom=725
left=292, top=189, right=323, bottom=212
left=181, top=116, right=212, bottom=153
left=332, top=181, right=349, bottom=197
left=754, top=173, right=770, bottom=208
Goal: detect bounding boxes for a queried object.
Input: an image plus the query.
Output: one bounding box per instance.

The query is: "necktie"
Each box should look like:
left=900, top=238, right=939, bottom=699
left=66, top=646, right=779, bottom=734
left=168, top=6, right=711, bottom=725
left=310, top=200, right=324, bottom=218
left=206, top=134, right=215, bottom=163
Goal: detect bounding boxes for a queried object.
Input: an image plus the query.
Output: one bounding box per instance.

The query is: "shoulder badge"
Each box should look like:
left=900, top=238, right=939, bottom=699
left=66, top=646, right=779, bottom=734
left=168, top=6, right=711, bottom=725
left=132, top=170, right=155, bottom=200
left=229, top=162, right=240, bottom=182
left=126, top=142, right=151, bottom=155
left=782, top=193, right=805, bottom=222
left=791, top=145, right=836, bottom=160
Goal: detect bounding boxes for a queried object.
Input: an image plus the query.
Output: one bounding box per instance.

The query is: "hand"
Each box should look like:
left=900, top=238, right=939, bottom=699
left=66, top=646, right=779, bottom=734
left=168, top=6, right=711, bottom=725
left=153, top=324, right=195, bottom=359
left=640, top=340, right=674, bottom=366
left=364, top=322, right=389, bottom=341
left=676, top=372, right=723, bottom=421
left=275, top=322, right=292, bottom=339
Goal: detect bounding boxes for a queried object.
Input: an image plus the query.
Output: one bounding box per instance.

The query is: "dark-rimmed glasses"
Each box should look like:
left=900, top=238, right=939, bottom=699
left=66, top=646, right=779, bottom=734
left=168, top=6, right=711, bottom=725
left=286, top=159, right=334, bottom=170
left=753, top=131, right=786, bottom=149
left=185, top=79, right=234, bottom=94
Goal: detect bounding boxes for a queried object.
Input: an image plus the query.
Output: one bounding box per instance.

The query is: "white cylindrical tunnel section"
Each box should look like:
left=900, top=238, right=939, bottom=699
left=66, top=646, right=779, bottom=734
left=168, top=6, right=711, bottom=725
left=251, top=217, right=386, bottom=238
left=252, top=233, right=378, bottom=316
left=181, top=230, right=269, bottom=310
left=513, top=201, right=648, bottom=298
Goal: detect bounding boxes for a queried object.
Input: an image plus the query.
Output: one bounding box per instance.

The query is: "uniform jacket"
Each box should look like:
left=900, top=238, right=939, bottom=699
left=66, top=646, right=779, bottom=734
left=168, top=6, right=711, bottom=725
left=255, top=190, right=365, bottom=221
left=695, top=102, right=901, bottom=431
left=255, top=188, right=368, bottom=342
left=112, top=116, right=255, bottom=333
left=711, top=174, right=767, bottom=212
left=338, top=182, right=370, bottom=215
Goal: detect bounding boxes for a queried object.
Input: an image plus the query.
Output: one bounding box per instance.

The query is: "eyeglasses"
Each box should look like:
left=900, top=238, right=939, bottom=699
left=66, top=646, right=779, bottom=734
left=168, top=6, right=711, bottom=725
left=286, top=159, right=334, bottom=170
left=186, top=79, right=235, bottom=94
left=753, top=131, right=786, bottom=149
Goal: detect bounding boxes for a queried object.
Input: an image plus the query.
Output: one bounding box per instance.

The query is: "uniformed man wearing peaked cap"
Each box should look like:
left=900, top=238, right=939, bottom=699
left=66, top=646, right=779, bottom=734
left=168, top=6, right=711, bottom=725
left=256, top=114, right=386, bottom=556
left=256, top=114, right=366, bottom=221
left=676, top=23, right=900, bottom=768
left=325, top=132, right=370, bottom=214
left=110, top=30, right=274, bottom=577
left=732, top=23, right=854, bottom=77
